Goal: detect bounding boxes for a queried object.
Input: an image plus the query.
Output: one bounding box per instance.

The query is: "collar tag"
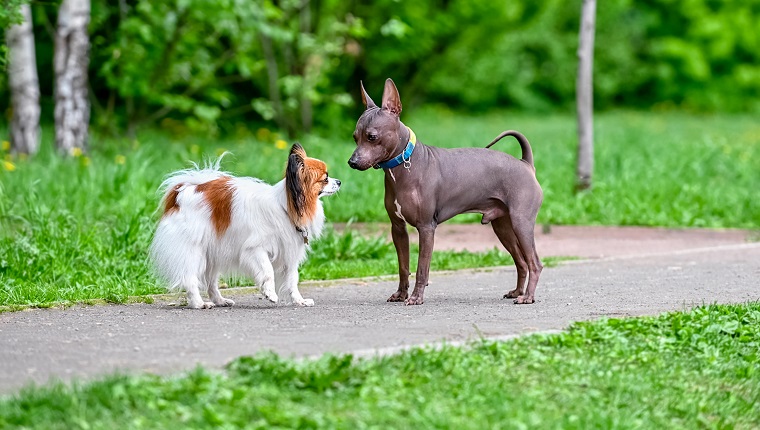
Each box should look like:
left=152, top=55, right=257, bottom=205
left=297, top=227, right=309, bottom=245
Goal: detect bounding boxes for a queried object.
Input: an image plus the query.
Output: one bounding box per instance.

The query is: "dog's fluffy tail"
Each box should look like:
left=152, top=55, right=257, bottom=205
left=485, top=130, right=534, bottom=170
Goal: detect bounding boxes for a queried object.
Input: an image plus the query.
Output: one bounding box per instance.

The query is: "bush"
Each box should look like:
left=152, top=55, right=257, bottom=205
left=1, top=0, right=759, bottom=137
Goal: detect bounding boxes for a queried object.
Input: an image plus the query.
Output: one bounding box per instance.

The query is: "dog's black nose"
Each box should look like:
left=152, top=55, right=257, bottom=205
left=347, top=159, right=358, bottom=169
left=336, top=179, right=341, bottom=186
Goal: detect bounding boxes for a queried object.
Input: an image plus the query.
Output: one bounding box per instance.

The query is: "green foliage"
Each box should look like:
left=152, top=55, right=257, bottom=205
left=0, top=140, right=161, bottom=306
left=80, top=0, right=755, bottom=121
left=638, top=0, right=760, bottom=112
left=2, top=302, right=759, bottom=427
left=0, top=0, right=29, bottom=68
left=357, top=0, right=760, bottom=113
left=3, top=0, right=759, bottom=138
left=0, top=0, right=26, bottom=30
left=89, top=0, right=363, bottom=135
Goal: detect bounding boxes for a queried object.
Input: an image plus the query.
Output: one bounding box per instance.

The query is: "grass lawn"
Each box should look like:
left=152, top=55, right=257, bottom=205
left=1, top=110, right=758, bottom=308
left=1, top=302, right=758, bottom=428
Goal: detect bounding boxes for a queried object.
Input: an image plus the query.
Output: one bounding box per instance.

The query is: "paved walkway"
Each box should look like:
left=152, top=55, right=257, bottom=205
left=0, top=227, right=758, bottom=394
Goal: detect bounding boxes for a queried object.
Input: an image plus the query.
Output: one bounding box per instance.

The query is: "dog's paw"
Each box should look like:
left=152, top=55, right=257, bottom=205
left=404, top=296, right=424, bottom=306
left=387, top=291, right=408, bottom=302
left=513, top=295, right=535, bottom=304
left=188, top=301, right=216, bottom=309
left=263, top=291, right=279, bottom=303
left=296, top=298, right=315, bottom=307
left=503, top=289, right=521, bottom=299
left=213, top=297, right=235, bottom=307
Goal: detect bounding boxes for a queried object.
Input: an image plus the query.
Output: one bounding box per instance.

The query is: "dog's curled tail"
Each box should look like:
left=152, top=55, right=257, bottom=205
left=485, top=130, right=534, bottom=170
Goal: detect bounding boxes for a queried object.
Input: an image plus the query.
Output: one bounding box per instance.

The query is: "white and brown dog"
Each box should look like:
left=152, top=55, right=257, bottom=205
left=150, top=143, right=340, bottom=309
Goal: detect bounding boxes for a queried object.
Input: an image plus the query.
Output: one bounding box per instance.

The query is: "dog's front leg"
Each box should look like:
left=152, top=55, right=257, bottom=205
left=387, top=219, right=411, bottom=302
left=406, top=224, right=435, bottom=305
left=280, top=265, right=314, bottom=307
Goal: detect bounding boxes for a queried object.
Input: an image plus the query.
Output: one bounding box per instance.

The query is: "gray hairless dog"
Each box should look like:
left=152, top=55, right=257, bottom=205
left=348, top=79, right=544, bottom=305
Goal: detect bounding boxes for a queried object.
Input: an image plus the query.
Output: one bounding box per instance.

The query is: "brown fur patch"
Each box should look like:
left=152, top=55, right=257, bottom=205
left=162, top=184, right=183, bottom=217
left=300, top=159, right=327, bottom=223
left=285, top=146, right=328, bottom=229
left=196, top=177, right=234, bottom=236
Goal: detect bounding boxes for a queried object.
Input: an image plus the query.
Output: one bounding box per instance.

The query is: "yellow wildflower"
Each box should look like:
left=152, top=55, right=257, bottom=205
left=70, top=147, right=83, bottom=157
left=275, top=139, right=287, bottom=150
left=115, top=155, right=126, bottom=165
left=256, top=128, right=271, bottom=141
left=1, top=141, right=10, bottom=151
left=3, top=160, right=16, bottom=171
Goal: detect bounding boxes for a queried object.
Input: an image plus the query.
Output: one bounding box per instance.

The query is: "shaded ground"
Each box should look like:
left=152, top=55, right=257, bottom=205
left=0, top=226, right=758, bottom=394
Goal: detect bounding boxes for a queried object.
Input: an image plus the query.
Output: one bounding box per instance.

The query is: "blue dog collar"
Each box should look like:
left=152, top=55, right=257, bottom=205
left=374, top=127, right=417, bottom=170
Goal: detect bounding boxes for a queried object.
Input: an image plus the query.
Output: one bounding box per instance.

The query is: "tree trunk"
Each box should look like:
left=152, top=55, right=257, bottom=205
left=6, top=4, right=40, bottom=155
left=54, top=0, right=91, bottom=154
left=575, top=0, right=596, bottom=191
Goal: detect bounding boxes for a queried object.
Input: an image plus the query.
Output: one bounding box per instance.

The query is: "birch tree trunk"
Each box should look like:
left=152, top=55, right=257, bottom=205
left=54, top=0, right=90, bottom=154
left=575, top=0, right=596, bottom=191
left=6, top=4, right=40, bottom=155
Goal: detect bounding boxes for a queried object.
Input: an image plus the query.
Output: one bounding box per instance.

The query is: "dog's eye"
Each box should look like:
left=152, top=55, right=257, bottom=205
left=368, top=134, right=378, bottom=141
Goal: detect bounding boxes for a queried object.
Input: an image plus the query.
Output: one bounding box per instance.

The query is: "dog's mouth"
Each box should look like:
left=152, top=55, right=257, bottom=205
left=348, top=163, right=371, bottom=171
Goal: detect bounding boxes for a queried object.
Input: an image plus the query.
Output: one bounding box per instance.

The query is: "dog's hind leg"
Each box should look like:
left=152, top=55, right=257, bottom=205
left=205, top=265, right=234, bottom=307
left=240, top=248, right=278, bottom=303
left=508, top=212, right=543, bottom=304
left=491, top=216, right=528, bottom=299
left=179, top=253, right=215, bottom=309
left=185, top=275, right=215, bottom=309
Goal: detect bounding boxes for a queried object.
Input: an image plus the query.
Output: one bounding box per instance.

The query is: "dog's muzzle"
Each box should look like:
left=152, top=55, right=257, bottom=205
left=320, top=178, right=341, bottom=196
left=347, top=156, right=370, bottom=171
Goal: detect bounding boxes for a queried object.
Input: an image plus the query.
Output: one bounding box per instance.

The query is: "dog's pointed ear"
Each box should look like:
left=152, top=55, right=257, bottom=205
left=289, top=142, right=307, bottom=161
left=381, top=78, right=402, bottom=117
left=360, top=81, right=377, bottom=109
left=286, top=143, right=307, bottom=222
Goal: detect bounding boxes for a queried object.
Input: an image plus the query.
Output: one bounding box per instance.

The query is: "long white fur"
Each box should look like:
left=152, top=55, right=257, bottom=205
left=150, top=162, right=331, bottom=309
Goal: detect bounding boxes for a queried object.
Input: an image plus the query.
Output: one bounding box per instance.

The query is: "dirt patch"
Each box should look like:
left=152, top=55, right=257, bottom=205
left=335, top=223, right=757, bottom=259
